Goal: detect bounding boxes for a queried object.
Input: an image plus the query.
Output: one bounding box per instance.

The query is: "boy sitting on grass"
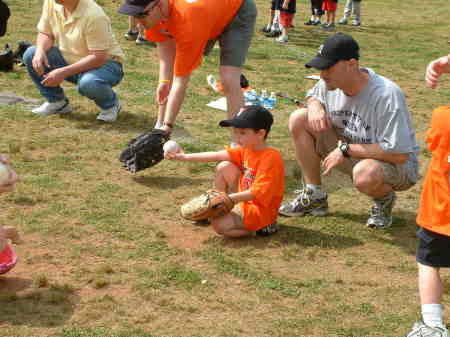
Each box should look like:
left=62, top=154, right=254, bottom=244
left=165, top=105, right=285, bottom=238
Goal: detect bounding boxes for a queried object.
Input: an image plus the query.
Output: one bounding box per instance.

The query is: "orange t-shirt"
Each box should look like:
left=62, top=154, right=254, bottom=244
left=416, top=106, right=450, bottom=236
left=226, top=146, right=285, bottom=231
left=145, top=0, right=243, bottom=77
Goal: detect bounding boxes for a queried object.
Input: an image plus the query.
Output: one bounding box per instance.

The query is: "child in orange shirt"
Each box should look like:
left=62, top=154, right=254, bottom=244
left=165, top=105, right=285, bottom=238
left=406, top=54, right=450, bottom=337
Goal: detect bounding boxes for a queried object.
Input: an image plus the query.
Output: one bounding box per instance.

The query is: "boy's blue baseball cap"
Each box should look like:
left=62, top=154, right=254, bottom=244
left=219, top=105, right=273, bottom=132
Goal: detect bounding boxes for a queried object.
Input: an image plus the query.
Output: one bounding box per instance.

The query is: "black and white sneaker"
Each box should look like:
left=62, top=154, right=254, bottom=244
left=256, top=223, right=278, bottom=237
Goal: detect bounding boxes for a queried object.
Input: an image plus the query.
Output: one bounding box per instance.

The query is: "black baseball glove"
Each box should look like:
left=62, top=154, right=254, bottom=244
left=119, top=129, right=170, bottom=173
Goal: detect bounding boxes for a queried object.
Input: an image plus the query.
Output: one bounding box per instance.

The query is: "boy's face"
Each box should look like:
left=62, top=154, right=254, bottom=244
left=232, top=128, right=266, bottom=148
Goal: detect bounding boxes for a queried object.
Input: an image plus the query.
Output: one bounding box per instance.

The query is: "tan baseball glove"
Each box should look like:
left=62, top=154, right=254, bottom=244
left=180, top=190, right=235, bottom=221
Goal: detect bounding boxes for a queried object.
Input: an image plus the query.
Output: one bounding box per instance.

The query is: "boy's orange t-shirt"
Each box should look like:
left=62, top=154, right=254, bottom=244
left=145, top=0, right=243, bottom=77
left=416, top=106, right=450, bottom=236
left=226, top=146, right=285, bottom=231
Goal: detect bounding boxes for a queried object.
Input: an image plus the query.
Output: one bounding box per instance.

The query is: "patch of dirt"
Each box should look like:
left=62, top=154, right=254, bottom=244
left=164, top=222, right=215, bottom=251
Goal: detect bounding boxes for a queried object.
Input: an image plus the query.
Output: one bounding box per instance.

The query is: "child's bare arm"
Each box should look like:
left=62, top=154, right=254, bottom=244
left=167, top=149, right=231, bottom=162
left=425, top=55, right=450, bottom=89
left=229, top=190, right=255, bottom=203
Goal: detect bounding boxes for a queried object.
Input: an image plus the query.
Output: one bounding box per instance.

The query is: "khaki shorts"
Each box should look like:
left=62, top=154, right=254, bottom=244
left=301, top=110, right=418, bottom=191
left=204, top=0, right=257, bottom=67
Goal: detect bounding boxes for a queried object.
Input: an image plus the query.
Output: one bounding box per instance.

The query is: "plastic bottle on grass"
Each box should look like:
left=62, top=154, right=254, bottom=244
left=266, top=92, right=277, bottom=110
left=259, top=89, right=269, bottom=107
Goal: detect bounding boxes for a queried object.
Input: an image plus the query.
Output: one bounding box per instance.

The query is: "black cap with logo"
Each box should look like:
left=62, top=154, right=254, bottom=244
left=305, top=33, right=360, bottom=70
left=219, top=105, right=273, bottom=133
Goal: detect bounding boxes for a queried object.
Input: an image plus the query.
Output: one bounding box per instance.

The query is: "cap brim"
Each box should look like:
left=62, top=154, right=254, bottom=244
left=219, top=118, right=251, bottom=128
left=117, top=3, right=143, bottom=16
left=305, top=56, right=336, bottom=70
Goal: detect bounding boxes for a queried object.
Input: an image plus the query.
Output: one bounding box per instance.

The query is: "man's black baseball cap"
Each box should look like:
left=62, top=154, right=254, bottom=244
left=305, top=33, right=360, bottom=70
left=118, top=0, right=156, bottom=16
left=219, top=105, right=273, bottom=132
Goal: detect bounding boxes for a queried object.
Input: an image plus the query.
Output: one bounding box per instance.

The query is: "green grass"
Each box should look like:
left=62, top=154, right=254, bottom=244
left=1, top=0, right=450, bottom=336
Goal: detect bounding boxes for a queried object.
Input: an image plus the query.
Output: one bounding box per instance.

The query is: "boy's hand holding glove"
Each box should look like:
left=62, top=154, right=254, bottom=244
left=181, top=190, right=235, bottom=221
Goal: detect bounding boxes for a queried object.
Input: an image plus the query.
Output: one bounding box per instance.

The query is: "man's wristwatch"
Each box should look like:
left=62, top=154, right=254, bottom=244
left=338, top=140, right=350, bottom=158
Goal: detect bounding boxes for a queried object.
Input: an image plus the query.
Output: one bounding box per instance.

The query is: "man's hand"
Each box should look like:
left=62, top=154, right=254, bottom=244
left=322, top=147, right=345, bottom=175
left=41, top=67, right=67, bottom=87
left=32, top=48, right=50, bottom=76
left=164, top=151, right=185, bottom=160
left=425, top=55, right=450, bottom=89
left=282, top=0, right=290, bottom=9
left=307, top=100, right=332, bottom=132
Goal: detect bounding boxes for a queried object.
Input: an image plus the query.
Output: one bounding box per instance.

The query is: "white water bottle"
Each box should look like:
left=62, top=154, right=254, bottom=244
left=266, top=92, right=277, bottom=110
left=259, top=89, right=268, bottom=107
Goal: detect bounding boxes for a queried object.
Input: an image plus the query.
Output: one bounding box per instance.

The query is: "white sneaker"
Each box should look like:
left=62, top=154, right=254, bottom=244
left=406, top=321, right=449, bottom=337
left=32, top=99, right=72, bottom=115
left=97, top=100, right=121, bottom=122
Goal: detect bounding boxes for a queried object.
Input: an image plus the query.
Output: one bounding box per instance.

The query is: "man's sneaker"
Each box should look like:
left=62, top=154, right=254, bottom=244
left=136, top=34, right=156, bottom=47
left=265, top=30, right=282, bottom=38
left=322, top=23, right=335, bottom=30
left=366, top=192, right=396, bottom=229
left=275, top=35, right=288, bottom=43
left=97, top=100, right=121, bottom=122
left=279, top=188, right=328, bottom=217
left=312, top=20, right=321, bottom=25
left=32, top=99, right=72, bottom=115
left=406, top=321, right=449, bottom=337
left=124, top=30, right=139, bottom=40
left=338, top=18, right=348, bottom=24
left=260, top=24, right=272, bottom=33
left=304, top=19, right=315, bottom=25
left=256, top=223, right=278, bottom=237
left=352, top=20, right=361, bottom=26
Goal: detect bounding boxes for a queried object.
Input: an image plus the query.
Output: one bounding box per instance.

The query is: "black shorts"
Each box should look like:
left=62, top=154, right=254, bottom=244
left=271, top=0, right=296, bottom=13
left=416, top=227, right=450, bottom=268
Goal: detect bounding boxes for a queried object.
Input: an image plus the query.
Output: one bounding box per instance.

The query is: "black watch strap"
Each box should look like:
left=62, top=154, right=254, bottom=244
left=338, top=140, right=350, bottom=158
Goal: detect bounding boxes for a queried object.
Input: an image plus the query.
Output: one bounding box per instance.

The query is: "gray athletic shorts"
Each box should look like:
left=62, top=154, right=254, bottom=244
left=203, top=0, right=257, bottom=67
left=298, top=108, right=419, bottom=191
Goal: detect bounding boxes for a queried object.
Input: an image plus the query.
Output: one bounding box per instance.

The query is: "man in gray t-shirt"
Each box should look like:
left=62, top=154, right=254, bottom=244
left=279, top=33, right=419, bottom=229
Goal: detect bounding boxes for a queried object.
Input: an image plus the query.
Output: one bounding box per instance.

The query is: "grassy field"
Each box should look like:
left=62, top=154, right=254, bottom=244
left=1, top=0, right=450, bottom=336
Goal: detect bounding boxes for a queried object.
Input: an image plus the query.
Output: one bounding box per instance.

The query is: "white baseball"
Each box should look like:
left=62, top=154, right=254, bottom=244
left=163, top=140, right=181, bottom=154
left=0, top=163, right=11, bottom=184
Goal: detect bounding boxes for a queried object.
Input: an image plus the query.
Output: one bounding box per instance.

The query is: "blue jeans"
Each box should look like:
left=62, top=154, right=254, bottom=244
left=23, top=46, right=124, bottom=110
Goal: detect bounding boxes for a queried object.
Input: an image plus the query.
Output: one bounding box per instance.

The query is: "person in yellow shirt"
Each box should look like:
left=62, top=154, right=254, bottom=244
left=23, top=0, right=125, bottom=122
left=165, top=105, right=285, bottom=238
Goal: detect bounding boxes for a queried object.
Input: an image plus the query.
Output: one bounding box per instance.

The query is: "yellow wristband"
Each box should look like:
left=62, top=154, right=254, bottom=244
left=159, top=79, right=170, bottom=83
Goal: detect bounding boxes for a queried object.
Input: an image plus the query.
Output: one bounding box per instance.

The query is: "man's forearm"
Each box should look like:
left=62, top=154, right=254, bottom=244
left=163, top=75, right=190, bottom=126
left=36, top=32, right=54, bottom=52
left=56, top=53, right=108, bottom=79
left=348, top=143, right=409, bottom=164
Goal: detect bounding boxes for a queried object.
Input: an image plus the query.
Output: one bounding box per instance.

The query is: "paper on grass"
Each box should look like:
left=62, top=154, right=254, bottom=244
left=206, top=96, right=227, bottom=111
left=305, top=74, right=321, bottom=80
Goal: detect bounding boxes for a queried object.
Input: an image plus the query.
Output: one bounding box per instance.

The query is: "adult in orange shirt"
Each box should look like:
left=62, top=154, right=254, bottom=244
left=405, top=55, right=450, bottom=337
left=165, top=105, right=285, bottom=238
left=118, top=0, right=257, bottom=133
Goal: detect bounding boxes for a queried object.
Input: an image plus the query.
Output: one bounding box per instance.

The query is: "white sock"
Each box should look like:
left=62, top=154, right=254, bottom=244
left=154, top=121, right=163, bottom=129
left=422, top=303, right=444, bottom=327
left=305, top=184, right=326, bottom=197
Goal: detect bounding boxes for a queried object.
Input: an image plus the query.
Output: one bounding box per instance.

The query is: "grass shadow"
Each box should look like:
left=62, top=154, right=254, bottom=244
left=133, top=175, right=210, bottom=189
left=216, top=223, right=363, bottom=250
left=0, top=278, right=78, bottom=328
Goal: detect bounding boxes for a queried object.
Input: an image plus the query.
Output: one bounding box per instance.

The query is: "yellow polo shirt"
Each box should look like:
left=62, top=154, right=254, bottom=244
left=37, top=0, right=124, bottom=65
